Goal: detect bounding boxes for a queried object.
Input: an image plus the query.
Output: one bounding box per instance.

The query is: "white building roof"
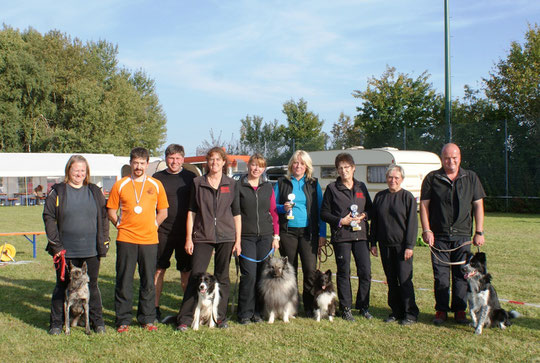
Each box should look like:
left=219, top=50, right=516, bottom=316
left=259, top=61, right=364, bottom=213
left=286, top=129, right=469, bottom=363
left=0, top=153, right=135, bottom=177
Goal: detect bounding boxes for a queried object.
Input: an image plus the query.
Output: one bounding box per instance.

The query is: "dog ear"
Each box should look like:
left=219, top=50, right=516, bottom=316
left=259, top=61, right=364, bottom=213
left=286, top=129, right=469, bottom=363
left=476, top=252, right=486, bottom=264
left=325, top=269, right=332, bottom=277
left=81, top=261, right=87, bottom=274
left=282, top=256, right=288, bottom=265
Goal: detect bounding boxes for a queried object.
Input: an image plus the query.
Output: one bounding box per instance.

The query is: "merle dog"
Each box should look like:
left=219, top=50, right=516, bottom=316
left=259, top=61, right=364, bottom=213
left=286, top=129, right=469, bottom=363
left=64, top=261, right=91, bottom=335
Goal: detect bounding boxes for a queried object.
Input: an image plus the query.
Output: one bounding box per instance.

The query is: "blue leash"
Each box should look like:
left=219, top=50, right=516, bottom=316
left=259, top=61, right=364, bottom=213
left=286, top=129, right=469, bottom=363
left=239, top=248, right=275, bottom=263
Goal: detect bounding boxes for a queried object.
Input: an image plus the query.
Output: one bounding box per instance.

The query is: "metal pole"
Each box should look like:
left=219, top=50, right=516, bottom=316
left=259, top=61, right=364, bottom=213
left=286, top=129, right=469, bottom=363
left=505, top=119, right=509, bottom=212
left=444, top=0, right=452, bottom=142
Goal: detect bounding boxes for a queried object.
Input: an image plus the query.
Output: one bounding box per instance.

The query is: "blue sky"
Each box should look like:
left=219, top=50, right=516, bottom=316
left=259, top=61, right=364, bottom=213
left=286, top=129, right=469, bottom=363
left=2, top=0, right=539, bottom=155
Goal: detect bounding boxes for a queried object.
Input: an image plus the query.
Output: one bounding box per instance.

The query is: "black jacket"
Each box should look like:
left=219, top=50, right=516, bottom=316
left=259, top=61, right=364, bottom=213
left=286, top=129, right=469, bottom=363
left=420, top=167, right=486, bottom=238
left=276, top=176, right=320, bottom=239
left=189, top=174, right=240, bottom=244
left=43, top=183, right=110, bottom=257
left=320, top=177, right=372, bottom=243
left=237, top=175, right=274, bottom=236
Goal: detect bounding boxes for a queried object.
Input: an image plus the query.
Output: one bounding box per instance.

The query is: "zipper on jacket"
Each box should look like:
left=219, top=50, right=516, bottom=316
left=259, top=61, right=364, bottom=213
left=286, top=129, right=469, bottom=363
left=214, top=187, right=219, bottom=242
left=255, top=187, right=260, bottom=236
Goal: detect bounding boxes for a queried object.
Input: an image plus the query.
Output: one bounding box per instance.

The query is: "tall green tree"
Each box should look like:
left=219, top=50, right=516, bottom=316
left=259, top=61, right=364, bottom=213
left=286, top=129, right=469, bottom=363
left=484, top=24, right=540, bottom=197
left=0, top=26, right=166, bottom=155
left=282, top=98, right=326, bottom=154
left=353, top=66, right=442, bottom=149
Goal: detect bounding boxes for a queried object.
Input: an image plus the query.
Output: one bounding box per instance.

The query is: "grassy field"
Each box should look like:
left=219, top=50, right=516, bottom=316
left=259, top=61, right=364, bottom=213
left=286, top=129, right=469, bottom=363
left=0, top=206, right=539, bottom=362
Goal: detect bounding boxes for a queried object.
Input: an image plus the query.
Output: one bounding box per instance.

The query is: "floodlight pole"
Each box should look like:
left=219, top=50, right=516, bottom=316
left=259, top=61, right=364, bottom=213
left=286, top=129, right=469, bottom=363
left=445, top=0, right=452, bottom=142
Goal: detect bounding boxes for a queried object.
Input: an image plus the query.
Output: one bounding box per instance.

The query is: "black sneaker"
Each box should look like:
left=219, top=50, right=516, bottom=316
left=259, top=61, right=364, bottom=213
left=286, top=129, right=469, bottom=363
left=94, top=325, right=106, bottom=334
left=384, top=315, right=398, bottom=323
left=48, top=327, right=62, bottom=335
left=341, top=307, right=355, bottom=322
left=252, top=315, right=263, bottom=323
left=361, top=310, right=373, bottom=320
left=400, top=318, right=416, bottom=326
left=238, top=318, right=251, bottom=325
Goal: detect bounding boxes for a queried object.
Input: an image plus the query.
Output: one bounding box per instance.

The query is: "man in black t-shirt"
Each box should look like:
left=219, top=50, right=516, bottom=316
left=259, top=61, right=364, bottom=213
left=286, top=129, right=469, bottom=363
left=152, top=144, right=196, bottom=322
left=420, top=143, right=486, bottom=326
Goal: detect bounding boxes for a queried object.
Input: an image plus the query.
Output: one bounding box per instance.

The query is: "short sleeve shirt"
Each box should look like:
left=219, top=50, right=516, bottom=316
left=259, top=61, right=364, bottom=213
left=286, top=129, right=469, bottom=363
left=107, top=176, right=169, bottom=244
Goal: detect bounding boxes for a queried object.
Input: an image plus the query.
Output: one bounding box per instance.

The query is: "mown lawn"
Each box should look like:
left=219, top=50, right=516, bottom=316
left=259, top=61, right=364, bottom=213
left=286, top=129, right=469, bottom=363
left=0, top=206, right=539, bottom=362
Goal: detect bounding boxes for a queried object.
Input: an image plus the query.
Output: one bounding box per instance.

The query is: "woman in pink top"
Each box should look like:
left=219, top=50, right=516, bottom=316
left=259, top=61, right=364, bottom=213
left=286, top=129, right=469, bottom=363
left=236, top=154, right=279, bottom=324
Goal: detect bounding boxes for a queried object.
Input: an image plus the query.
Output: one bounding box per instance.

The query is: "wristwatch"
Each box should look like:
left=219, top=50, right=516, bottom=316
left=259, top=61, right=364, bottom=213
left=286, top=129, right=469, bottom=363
left=273, top=235, right=280, bottom=241
left=475, top=231, right=484, bottom=236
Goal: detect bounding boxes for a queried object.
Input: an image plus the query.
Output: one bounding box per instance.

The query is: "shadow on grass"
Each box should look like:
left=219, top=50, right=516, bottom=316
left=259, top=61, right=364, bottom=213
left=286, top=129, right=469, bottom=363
left=0, top=275, right=53, bottom=329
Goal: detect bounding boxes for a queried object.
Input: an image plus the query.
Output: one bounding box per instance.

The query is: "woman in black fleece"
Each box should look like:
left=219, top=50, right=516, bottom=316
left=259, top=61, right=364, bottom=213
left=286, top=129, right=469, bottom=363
left=370, top=164, right=419, bottom=325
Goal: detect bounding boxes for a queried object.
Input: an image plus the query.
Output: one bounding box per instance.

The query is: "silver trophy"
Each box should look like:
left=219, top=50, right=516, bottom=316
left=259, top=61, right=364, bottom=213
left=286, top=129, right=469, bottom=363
left=286, top=193, right=296, bottom=220
left=350, top=204, right=361, bottom=231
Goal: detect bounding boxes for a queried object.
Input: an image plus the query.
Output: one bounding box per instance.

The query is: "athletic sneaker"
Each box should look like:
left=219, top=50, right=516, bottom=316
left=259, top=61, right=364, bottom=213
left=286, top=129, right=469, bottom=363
left=341, top=307, right=355, bottom=322
left=117, top=325, right=129, bottom=333
left=142, top=323, right=158, bottom=332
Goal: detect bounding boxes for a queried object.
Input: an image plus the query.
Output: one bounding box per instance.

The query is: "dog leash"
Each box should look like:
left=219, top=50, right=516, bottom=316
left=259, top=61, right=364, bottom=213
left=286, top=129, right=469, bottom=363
left=239, top=248, right=275, bottom=263
left=429, top=240, right=473, bottom=266
left=53, top=249, right=67, bottom=281
left=317, top=240, right=333, bottom=270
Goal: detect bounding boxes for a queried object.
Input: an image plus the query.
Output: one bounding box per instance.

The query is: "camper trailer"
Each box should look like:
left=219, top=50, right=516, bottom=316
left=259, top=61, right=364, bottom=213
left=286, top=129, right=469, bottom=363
left=310, top=147, right=441, bottom=201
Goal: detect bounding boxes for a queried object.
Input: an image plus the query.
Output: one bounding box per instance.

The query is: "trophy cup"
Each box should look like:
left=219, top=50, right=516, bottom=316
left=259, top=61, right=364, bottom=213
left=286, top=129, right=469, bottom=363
left=286, top=193, right=296, bottom=220
left=350, top=204, right=361, bottom=231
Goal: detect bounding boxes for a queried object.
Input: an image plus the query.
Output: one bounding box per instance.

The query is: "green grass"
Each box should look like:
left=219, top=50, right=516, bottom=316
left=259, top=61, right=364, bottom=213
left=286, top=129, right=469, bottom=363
left=0, top=206, right=539, bottom=362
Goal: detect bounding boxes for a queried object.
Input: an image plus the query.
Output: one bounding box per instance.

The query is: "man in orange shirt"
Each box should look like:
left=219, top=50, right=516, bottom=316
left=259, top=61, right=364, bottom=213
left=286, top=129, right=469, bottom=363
left=107, top=147, right=169, bottom=333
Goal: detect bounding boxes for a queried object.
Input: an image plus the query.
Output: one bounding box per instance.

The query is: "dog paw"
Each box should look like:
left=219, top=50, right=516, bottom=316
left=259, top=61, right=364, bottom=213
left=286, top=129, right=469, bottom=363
left=474, top=329, right=482, bottom=335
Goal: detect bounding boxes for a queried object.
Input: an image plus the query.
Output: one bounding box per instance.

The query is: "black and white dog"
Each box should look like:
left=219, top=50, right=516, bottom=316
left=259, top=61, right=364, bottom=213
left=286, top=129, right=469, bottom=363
left=313, top=269, right=337, bottom=322
left=462, top=252, right=519, bottom=335
left=64, top=261, right=91, bottom=335
left=192, top=272, right=220, bottom=331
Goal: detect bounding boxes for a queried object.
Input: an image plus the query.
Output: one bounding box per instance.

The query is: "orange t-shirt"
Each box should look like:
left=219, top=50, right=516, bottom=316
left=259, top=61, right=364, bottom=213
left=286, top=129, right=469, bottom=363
left=107, top=176, right=169, bottom=244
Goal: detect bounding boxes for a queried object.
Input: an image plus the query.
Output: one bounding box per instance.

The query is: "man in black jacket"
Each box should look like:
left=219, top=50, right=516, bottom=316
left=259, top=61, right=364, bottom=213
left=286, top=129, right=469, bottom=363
left=420, top=143, right=486, bottom=325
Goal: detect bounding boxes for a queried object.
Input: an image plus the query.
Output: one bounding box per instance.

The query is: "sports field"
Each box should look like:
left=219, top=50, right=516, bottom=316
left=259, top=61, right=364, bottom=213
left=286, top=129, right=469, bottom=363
left=0, top=207, right=539, bottom=362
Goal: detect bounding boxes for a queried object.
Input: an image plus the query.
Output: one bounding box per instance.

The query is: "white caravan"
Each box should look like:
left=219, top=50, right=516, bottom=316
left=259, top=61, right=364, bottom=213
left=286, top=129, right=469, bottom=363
left=310, top=147, right=441, bottom=201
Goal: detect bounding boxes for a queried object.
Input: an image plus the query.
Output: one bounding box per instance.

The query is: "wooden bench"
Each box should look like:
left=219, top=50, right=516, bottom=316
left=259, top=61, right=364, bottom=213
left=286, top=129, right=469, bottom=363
left=0, top=232, right=46, bottom=258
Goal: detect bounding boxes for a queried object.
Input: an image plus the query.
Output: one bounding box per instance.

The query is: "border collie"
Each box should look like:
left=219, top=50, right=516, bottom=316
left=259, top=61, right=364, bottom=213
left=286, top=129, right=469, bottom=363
left=462, top=252, right=519, bottom=335
left=192, top=272, right=220, bottom=331
left=313, top=269, right=337, bottom=322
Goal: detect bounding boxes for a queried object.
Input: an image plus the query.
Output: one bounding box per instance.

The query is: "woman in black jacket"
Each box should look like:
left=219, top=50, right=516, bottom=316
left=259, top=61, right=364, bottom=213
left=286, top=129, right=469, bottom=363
left=43, top=155, right=109, bottom=335
left=176, top=147, right=241, bottom=331
left=370, top=164, right=419, bottom=325
left=320, top=153, right=373, bottom=321
left=236, top=154, right=280, bottom=324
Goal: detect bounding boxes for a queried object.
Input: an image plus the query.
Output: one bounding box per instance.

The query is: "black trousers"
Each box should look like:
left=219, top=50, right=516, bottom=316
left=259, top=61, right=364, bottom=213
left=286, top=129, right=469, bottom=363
left=430, top=237, right=470, bottom=312
left=115, top=241, right=157, bottom=327
left=50, top=256, right=104, bottom=329
left=177, top=242, right=234, bottom=326
left=380, top=245, right=419, bottom=320
left=237, top=235, right=273, bottom=320
left=333, top=240, right=371, bottom=311
left=279, top=227, right=318, bottom=314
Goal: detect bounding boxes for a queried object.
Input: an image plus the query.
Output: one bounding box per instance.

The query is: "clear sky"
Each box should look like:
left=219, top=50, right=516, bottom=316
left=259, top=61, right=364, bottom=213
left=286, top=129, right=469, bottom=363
left=2, top=0, right=539, bottom=156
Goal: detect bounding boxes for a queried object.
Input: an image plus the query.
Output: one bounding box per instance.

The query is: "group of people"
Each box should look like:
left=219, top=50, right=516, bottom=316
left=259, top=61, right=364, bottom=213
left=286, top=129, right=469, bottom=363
left=43, top=142, right=485, bottom=334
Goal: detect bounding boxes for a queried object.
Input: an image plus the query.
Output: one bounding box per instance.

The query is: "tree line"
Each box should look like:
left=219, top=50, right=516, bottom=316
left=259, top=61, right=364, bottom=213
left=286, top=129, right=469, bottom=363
left=1, top=25, right=537, bottom=210
left=0, top=26, right=166, bottom=155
